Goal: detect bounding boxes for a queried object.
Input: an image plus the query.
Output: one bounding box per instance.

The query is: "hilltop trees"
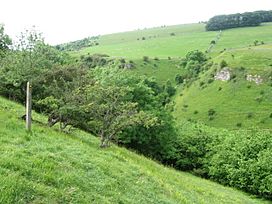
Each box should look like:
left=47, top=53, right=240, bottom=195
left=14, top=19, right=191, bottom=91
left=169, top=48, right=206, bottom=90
left=205, top=11, right=271, bottom=31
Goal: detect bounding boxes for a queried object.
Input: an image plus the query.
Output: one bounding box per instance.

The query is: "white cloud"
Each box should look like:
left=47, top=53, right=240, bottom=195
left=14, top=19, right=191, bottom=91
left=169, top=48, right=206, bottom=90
left=0, top=0, right=271, bottom=44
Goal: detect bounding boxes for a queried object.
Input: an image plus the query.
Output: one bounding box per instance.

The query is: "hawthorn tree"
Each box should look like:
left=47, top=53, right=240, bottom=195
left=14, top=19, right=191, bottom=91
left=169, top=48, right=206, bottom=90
left=79, top=82, right=157, bottom=147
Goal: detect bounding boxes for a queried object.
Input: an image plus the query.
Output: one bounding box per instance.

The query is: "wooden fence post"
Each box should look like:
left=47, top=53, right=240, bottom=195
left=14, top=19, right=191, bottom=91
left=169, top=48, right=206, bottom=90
left=26, top=82, right=32, bottom=131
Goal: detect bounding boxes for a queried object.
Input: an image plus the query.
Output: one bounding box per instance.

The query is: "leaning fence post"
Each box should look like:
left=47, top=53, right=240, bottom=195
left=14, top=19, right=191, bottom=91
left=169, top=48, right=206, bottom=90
left=26, top=81, right=32, bottom=131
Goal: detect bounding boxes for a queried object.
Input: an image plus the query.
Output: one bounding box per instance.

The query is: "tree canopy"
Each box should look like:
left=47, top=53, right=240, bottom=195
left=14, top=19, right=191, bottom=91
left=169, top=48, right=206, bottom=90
left=206, top=10, right=272, bottom=31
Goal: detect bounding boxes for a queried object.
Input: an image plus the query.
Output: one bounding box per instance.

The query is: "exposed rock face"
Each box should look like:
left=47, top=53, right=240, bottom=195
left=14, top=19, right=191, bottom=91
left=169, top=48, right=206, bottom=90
left=214, top=68, right=230, bottom=81
left=124, top=63, right=133, bottom=69
left=246, top=74, right=263, bottom=85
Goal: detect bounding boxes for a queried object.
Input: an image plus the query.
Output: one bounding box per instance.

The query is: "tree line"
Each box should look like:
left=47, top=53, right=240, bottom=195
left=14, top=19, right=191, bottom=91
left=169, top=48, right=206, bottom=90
left=206, top=10, right=272, bottom=31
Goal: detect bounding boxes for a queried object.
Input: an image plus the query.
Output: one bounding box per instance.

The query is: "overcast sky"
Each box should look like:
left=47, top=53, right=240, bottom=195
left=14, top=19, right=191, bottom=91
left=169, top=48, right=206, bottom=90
left=1, top=0, right=271, bottom=45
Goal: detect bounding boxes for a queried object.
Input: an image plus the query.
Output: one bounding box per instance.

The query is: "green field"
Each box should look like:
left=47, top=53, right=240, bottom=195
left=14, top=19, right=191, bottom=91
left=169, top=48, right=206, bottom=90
left=72, top=23, right=217, bottom=59
left=0, top=96, right=269, bottom=203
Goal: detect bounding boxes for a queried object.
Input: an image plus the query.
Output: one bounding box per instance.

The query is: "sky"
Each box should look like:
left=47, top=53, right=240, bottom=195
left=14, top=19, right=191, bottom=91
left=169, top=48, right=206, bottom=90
left=1, top=0, right=271, bottom=45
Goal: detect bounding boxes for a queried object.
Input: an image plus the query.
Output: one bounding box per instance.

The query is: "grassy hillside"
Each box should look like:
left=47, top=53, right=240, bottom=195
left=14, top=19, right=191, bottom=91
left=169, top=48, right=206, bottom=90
left=0, top=97, right=269, bottom=204
left=72, top=23, right=216, bottom=59
left=70, top=22, right=272, bottom=129
left=174, top=23, right=272, bottom=129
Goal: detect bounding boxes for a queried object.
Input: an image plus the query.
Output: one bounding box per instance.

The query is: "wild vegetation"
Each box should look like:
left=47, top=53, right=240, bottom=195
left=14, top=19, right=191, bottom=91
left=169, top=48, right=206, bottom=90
left=0, top=97, right=269, bottom=203
left=0, top=12, right=272, bottom=202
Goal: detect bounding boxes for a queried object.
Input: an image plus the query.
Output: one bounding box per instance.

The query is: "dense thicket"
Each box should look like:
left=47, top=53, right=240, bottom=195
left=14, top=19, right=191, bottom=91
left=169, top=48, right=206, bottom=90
left=173, top=122, right=272, bottom=199
left=206, top=10, right=272, bottom=31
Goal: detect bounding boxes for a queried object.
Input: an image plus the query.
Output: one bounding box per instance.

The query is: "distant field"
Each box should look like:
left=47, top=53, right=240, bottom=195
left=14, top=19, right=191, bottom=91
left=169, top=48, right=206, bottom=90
left=72, top=23, right=217, bottom=59
left=212, top=23, right=272, bottom=52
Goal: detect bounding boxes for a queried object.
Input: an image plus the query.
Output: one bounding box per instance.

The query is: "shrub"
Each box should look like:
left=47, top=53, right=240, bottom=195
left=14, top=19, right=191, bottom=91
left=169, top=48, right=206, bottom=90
left=170, top=32, right=175, bottom=36
left=260, top=118, right=266, bottom=124
left=175, top=74, right=184, bottom=84
left=270, top=113, right=272, bottom=118
left=218, top=87, right=222, bottom=91
left=208, top=109, right=216, bottom=116
left=143, top=56, right=149, bottom=62
left=142, top=37, right=146, bottom=40
left=199, top=81, right=205, bottom=87
left=207, top=78, right=214, bottom=84
left=165, top=80, right=176, bottom=97
left=230, top=74, right=236, bottom=80
left=154, top=57, right=159, bottom=61
left=194, top=110, right=199, bottom=114
left=220, top=60, right=228, bottom=68
left=255, top=97, right=263, bottom=103
left=247, top=113, right=253, bottom=119
left=209, top=116, right=214, bottom=121
left=236, top=122, right=242, bottom=127
left=207, top=129, right=272, bottom=199
left=120, top=58, right=126, bottom=63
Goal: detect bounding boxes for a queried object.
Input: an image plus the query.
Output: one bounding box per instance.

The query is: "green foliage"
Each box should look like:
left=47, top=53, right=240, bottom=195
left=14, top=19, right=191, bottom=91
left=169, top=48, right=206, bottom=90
left=205, top=11, right=269, bottom=31
left=208, top=109, right=216, bottom=116
left=185, top=50, right=207, bottom=63
left=0, top=29, right=70, bottom=102
left=80, top=53, right=109, bottom=68
left=220, top=60, right=228, bottom=68
left=207, top=129, right=272, bottom=199
left=165, top=80, right=176, bottom=97
left=56, top=36, right=100, bottom=51
left=143, top=56, right=149, bottom=62
left=0, top=24, right=12, bottom=56
left=175, top=74, right=184, bottom=84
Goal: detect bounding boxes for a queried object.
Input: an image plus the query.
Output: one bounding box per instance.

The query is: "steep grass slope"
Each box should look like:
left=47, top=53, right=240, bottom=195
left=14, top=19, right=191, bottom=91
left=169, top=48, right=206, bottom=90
left=174, top=23, right=272, bottom=129
left=0, top=97, right=269, bottom=204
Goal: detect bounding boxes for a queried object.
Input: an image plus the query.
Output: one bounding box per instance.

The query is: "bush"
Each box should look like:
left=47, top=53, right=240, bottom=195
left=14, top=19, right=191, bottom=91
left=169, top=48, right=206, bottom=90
left=220, top=60, right=228, bottom=68
left=175, top=74, right=184, bottom=84
left=199, top=81, right=205, bottom=87
left=194, top=110, right=198, bottom=114
left=236, top=122, right=242, bottom=127
left=247, top=113, right=253, bottom=119
left=207, top=129, right=272, bottom=199
left=207, top=78, right=214, bottom=84
left=165, top=80, right=176, bottom=97
left=208, top=109, right=216, bottom=116
left=143, top=56, right=149, bottom=62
